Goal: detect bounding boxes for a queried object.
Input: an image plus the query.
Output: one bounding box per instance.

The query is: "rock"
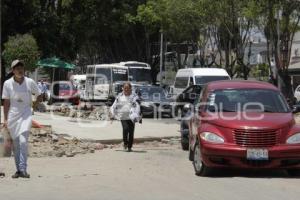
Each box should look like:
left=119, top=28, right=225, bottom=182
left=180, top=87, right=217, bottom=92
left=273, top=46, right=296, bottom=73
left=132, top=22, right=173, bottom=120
left=161, top=139, right=169, bottom=144
left=65, top=151, right=75, bottom=157
left=52, top=145, right=60, bottom=150
left=55, top=151, right=65, bottom=157
left=92, top=143, right=105, bottom=150
left=38, top=129, right=48, bottom=137
left=58, top=138, right=68, bottom=145
left=89, top=149, right=95, bottom=153
left=51, top=135, right=59, bottom=142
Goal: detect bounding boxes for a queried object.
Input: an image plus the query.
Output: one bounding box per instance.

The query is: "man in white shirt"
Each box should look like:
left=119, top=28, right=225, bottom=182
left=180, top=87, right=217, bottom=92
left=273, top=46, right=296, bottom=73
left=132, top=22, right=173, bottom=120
left=2, top=59, right=42, bottom=178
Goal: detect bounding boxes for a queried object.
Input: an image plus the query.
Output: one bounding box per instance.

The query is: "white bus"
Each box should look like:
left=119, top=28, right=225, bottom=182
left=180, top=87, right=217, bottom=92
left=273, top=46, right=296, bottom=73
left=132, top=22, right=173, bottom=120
left=119, top=61, right=152, bottom=84
left=85, top=64, right=128, bottom=101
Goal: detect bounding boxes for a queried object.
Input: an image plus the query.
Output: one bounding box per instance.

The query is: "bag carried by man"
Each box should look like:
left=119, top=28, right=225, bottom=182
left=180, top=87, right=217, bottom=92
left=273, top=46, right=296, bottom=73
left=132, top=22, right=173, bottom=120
left=0, top=127, right=12, bottom=157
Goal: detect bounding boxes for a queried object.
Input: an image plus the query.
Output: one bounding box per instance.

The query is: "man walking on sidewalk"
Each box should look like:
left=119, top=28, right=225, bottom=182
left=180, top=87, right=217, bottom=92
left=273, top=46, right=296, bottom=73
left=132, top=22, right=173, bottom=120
left=2, top=59, right=42, bottom=178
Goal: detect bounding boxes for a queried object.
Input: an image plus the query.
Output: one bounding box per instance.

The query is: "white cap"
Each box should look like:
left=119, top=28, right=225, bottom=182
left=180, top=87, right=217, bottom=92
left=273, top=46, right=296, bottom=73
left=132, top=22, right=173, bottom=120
left=11, top=59, right=24, bottom=69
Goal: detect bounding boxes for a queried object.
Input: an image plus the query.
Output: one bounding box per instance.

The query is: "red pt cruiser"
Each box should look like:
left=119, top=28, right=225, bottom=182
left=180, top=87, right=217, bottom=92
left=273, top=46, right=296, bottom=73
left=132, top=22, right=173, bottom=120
left=188, top=80, right=300, bottom=176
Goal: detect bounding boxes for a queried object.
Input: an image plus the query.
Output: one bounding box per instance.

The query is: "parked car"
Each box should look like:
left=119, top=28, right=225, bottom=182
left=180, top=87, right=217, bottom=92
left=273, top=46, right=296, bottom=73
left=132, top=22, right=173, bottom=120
left=187, top=80, right=300, bottom=176
left=294, top=85, right=300, bottom=102
left=48, top=81, right=80, bottom=105
left=136, top=85, right=174, bottom=117
left=175, top=85, right=203, bottom=150
left=175, top=84, right=203, bottom=117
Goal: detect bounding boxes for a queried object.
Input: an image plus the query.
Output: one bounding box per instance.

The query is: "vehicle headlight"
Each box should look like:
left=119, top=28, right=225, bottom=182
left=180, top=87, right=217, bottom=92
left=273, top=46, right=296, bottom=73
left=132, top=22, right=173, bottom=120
left=286, top=133, right=300, bottom=144
left=200, top=132, right=224, bottom=143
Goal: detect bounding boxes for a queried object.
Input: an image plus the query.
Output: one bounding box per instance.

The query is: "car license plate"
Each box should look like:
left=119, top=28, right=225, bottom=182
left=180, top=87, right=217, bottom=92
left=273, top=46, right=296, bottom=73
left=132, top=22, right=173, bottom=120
left=246, top=149, right=268, bottom=160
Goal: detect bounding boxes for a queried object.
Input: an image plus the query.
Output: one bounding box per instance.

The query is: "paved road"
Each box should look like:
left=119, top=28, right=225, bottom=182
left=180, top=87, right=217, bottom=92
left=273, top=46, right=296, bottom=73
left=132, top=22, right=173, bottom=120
left=31, top=112, right=180, bottom=141
left=0, top=145, right=299, bottom=200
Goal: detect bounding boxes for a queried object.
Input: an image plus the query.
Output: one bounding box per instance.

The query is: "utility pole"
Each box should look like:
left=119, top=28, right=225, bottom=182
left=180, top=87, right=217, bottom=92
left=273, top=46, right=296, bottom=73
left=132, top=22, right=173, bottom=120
left=159, top=31, right=163, bottom=86
left=276, top=7, right=281, bottom=90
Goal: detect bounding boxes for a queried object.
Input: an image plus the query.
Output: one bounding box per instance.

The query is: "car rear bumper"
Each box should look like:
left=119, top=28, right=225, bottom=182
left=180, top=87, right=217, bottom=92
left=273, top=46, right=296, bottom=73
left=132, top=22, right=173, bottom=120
left=200, top=142, right=300, bottom=169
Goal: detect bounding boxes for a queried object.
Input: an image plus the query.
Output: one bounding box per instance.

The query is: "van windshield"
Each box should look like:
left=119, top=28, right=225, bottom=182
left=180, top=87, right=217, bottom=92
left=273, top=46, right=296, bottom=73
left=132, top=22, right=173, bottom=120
left=195, top=76, right=229, bottom=84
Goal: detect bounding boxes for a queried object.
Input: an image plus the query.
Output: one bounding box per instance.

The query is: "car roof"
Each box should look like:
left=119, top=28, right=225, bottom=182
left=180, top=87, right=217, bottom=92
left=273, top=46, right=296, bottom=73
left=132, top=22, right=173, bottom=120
left=176, top=68, right=229, bottom=77
left=207, top=80, right=279, bottom=91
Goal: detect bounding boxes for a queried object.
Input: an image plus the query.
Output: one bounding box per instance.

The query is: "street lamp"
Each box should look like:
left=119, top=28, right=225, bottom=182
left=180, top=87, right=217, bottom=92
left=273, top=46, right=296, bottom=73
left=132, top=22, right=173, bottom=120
left=159, top=31, right=164, bottom=86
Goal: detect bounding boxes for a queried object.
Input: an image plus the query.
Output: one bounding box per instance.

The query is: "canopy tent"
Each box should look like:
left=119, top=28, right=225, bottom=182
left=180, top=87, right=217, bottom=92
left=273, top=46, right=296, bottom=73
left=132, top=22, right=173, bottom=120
left=36, top=57, right=75, bottom=82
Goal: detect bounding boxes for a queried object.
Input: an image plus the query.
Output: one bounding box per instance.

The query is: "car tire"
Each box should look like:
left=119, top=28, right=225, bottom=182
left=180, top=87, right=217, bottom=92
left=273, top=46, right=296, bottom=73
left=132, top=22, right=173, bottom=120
left=189, top=144, right=194, bottom=161
left=181, top=138, right=189, bottom=151
left=286, top=169, right=300, bottom=176
left=192, top=141, right=212, bottom=176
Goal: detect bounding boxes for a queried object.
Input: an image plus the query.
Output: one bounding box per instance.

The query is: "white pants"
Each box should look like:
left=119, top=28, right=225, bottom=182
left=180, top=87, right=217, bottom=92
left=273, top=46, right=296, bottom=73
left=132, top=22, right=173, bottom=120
left=12, top=131, right=29, bottom=172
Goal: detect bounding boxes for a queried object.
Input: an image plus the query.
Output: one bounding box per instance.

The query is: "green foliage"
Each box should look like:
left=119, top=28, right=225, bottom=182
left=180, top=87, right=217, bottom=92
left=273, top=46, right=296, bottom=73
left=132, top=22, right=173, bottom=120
left=250, top=63, right=270, bottom=79
left=2, top=34, right=40, bottom=72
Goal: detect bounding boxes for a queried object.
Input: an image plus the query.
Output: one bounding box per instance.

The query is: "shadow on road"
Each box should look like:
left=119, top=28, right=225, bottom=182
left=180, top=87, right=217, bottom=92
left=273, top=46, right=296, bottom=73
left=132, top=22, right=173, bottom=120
left=115, top=150, right=147, bottom=153
left=204, top=168, right=300, bottom=179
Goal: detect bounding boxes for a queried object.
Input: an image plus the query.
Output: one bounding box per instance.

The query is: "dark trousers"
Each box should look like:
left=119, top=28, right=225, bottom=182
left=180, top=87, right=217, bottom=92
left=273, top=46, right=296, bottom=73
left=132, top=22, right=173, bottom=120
left=121, top=120, right=135, bottom=149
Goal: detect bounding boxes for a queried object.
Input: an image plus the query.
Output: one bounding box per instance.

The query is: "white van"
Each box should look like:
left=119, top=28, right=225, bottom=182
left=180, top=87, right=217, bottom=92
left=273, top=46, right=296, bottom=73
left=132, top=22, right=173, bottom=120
left=85, top=64, right=128, bottom=101
left=171, top=68, right=230, bottom=96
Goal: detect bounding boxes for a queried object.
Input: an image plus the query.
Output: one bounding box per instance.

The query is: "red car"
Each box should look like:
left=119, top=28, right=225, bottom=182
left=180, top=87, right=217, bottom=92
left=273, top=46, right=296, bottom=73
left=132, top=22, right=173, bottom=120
left=48, top=81, right=80, bottom=105
left=188, top=80, right=300, bottom=176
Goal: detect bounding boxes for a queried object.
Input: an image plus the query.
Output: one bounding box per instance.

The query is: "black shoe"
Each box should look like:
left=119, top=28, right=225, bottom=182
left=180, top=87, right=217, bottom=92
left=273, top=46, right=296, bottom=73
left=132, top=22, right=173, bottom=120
left=0, top=172, right=5, bottom=178
left=127, top=148, right=132, bottom=152
left=19, top=171, right=30, bottom=178
left=123, top=144, right=128, bottom=150
left=12, top=171, right=20, bottom=179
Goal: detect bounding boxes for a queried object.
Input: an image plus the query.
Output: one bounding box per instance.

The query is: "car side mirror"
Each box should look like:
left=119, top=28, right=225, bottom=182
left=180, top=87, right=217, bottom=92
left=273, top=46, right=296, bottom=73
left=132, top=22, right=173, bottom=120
left=292, top=105, right=300, bottom=114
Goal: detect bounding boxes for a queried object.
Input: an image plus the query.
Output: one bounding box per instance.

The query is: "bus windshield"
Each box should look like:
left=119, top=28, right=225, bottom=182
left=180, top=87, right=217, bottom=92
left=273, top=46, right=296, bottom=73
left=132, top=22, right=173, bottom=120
left=95, top=68, right=111, bottom=84
left=112, top=68, right=128, bottom=82
left=128, top=68, right=152, bottom=83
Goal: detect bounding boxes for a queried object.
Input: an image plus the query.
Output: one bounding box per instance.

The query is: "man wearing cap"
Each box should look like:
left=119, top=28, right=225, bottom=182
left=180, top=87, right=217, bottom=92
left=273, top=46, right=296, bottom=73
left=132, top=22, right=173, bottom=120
left=2, top=59, right=42, bottom=178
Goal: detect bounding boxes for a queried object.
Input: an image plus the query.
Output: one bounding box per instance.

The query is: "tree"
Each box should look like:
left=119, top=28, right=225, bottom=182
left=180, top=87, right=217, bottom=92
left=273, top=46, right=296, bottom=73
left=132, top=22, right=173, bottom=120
left=2, top=34, right=40, bottom=72
left=258, top=0, right=300, bottom=98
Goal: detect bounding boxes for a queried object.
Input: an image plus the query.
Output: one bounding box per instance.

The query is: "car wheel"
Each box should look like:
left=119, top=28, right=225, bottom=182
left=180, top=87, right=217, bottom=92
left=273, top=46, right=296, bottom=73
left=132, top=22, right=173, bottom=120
left=188, top=133, right=194, bottom=161
left=286, top=169, right=300, bottom=176
left=181, top=137, right=189, bottom=151
left=193, top=141, right=211, bottom=176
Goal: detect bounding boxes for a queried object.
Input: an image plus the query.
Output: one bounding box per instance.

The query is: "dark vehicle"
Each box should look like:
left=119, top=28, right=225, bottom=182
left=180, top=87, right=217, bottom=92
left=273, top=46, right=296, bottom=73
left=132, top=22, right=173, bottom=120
left=176, top=85, right=203, bottom=150
left=136, top=85, right=173, bottom=117
left=48, top=81, right=80, bottom=105
left=187, top=80, right=300, bottom=177
left=175, top=85, right=203, bottom=117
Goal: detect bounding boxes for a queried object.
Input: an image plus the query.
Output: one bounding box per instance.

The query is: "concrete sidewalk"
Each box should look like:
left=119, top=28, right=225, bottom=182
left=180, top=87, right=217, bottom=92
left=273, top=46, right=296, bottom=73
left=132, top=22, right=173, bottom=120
left=1, top=105, right=181, bottom=142
left=31, top=112, right=180, bottom=142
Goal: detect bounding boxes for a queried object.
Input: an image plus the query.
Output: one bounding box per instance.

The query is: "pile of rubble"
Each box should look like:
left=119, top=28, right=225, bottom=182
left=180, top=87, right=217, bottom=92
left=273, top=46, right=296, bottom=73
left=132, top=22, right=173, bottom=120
left=28, top=126, right=181, bottom=158
left=29, top=126, right=109, bottom=158
left=48, top=103, right=109, bottom=121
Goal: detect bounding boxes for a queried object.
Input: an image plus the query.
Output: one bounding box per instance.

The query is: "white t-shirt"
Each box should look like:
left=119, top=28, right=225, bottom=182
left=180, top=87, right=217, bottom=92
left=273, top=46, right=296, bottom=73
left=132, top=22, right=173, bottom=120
left=2, top=77, right=41, bottom=139
left=110, top=92, right=140, bottom=121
